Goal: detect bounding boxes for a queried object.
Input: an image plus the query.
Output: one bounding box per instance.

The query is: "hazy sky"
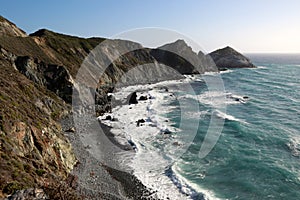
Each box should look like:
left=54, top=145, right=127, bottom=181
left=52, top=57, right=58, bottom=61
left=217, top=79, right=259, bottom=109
left=1, top=0, right=300, bottom=53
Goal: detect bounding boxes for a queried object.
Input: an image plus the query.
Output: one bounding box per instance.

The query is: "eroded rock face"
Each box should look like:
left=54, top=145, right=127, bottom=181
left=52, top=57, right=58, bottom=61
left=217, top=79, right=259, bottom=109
left=0, top=53, right=76, bottom=197
left=10, top=121, right=76, bottom=174
left=209, top=46, right=256, bottom=69
left=14, top=56, right=74, bottom=103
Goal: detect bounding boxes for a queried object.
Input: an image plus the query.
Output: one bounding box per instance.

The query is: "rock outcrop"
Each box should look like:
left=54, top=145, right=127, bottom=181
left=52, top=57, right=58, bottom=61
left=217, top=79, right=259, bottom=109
left=14, top=56, right=74, bottom=103
left=0, top=16, right=26, bottom=37
left=209, top=46, right=256, bottom=69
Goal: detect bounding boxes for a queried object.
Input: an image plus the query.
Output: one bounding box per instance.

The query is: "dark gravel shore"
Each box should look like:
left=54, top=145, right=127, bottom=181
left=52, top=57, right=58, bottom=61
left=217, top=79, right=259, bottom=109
left=61, top=114, right=160, bottom=200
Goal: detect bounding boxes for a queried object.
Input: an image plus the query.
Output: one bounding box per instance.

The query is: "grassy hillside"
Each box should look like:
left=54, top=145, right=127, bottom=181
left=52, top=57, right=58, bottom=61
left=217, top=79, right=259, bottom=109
left=0, top=55, right=78, bottom=197
left=0, top=18, right=96, bottom=197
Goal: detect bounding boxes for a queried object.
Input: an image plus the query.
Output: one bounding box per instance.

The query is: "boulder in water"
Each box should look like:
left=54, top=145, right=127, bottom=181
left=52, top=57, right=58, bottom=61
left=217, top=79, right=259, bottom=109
left=128, top=92, right=138, bottom=104
left=161, top=128, right=172, bottom=134
left=105, top=115, right=112, bottom=120
left=136, top=119, right=145, bottom=126
left=139, top=95, right=148, bottom=101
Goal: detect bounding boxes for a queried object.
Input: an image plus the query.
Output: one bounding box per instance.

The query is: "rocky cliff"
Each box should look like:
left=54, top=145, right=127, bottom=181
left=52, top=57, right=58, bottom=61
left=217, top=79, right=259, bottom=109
left=151, top=39, right=217, bottom=74
left=0, top=54, right=77, bottom=198
left=209, top=46, right=256, bottom=69
left=0, top=18, right=81, bottom=198
left=0, top=16, right=255, bottom=198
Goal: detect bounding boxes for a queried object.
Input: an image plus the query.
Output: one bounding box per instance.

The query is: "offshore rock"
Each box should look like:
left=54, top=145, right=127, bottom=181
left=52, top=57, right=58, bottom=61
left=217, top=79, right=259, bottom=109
left=209, top=46, right=256, bottom=69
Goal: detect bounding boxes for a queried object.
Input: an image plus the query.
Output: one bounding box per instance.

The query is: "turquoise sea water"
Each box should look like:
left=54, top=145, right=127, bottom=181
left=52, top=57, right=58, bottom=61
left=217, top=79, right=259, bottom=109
left=166, top=54, right=300, bottom=199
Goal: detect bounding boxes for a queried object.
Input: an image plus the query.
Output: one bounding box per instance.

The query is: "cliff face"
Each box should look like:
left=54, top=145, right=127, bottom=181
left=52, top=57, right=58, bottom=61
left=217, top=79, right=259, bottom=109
left=0, top=18, right=78, bottom=198
left=209, top=46, right=256, bottom=69
left=0, top=55, right=76, bottom=197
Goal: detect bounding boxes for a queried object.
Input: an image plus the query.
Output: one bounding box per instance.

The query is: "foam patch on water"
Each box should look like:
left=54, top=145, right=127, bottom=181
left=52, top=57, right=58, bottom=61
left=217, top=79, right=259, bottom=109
left=256, top=66, right=268, bottom=69
left=220, top=69, right=235, bottom=74
left=99, top=77, right=241, bottom=199
left=286, top=137, right=300, bottom=157
left=180, top=91, right=249, bottom=108
left=214, top=110, right=248, bottom=124
left=171, top=164, right=222, bottom=200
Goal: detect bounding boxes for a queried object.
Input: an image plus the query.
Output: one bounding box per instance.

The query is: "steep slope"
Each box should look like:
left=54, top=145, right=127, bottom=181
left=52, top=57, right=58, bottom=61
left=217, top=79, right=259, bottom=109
left=0, top=55, right=76, bottom=198
left=209, top=46, right=256, bottom=68
left=0, top=16, right=26, bottom=37
left=29, top=29, right=105, bottom=77
left=0, top=18, right=78, bottom=198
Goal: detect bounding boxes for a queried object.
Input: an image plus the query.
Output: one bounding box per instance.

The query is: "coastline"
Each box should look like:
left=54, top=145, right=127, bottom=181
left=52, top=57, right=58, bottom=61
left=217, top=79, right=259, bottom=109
left=98, top=79, right=206, bottom=200
left=61, top=114, right=160, bottom=200
left=63, top=73, right=228, bottom=200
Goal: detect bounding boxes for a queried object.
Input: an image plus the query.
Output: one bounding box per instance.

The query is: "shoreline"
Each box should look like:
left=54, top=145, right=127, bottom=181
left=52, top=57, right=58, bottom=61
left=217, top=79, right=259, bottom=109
left=61, top=114, right=160, bottom=200
left=64, top=74, right=222, bottom=200
left=99, top=80, right=203, bottom=200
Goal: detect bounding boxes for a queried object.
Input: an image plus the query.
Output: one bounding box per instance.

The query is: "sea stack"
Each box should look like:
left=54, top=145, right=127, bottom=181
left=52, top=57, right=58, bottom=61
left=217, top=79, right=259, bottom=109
left=209, top=46, right=256, bottom=69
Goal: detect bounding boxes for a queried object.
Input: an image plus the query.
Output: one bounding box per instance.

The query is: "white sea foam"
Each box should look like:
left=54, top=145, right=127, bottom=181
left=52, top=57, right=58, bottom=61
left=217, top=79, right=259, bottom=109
left=286, top=136, right=300, bottom=157
left=172, top=163, right=222, bottom=200
left=100, top=77, right=230, bottom=200
left=220, top=69, right=234, bottom=74
left=99, top=77, right=240, bottom=199
left=180, top=91, right=249, bottom=108
left=214, top=110, right=247, bottom=124
left=202, top=69, right=233, bottom=75
left=101, top=82, right=196, bottom=199
left=203, top=71, right=219, bottom=76
left=256, top=65, right=268, bottom=69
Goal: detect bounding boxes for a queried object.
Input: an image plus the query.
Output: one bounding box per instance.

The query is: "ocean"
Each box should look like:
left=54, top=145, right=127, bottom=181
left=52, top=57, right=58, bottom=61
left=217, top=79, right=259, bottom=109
left=101, top=54, right=300, bottom=199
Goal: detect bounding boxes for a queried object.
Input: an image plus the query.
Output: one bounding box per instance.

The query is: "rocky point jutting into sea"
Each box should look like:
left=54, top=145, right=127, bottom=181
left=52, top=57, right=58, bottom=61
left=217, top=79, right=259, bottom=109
left=0, top=16, right=255, bottom=199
